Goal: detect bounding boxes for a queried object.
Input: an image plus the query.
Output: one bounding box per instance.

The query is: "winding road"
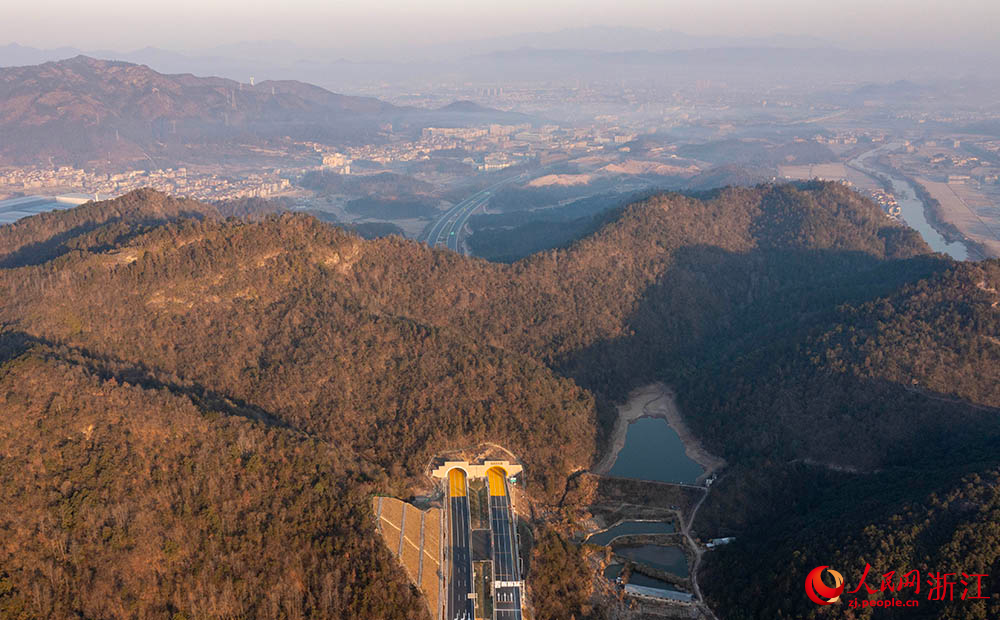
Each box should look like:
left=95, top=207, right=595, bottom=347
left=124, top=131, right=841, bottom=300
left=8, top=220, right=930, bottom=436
left=681, top=482, right=718, bottom=620
left=421, top=174, right=525, bottom=254
left=602, top=383, right=722, bottom=619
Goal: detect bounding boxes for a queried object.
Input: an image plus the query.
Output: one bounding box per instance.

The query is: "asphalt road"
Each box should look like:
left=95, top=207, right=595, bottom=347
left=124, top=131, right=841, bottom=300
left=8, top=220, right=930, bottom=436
left=422, top=174, right=524, bottom=254
left=447, top=470, right=474, bottom=620
left=488, top=469, right=522, bottom=620
left=444, top=193, right=491, bottom=253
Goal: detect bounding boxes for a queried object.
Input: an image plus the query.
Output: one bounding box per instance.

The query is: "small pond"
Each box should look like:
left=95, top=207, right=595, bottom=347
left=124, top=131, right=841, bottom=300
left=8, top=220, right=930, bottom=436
left=612, top=543, right=689, bottom=577
left=586, top=520, right=675, bottom=546
left=603, top=563, right=688, bottom=592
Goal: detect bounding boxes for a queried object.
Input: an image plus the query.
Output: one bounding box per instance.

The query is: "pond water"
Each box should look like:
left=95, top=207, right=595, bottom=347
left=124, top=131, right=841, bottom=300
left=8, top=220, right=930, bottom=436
left=586, top=520, right=675, bottom=546
left=607, top=417, right=704, bottom=484
left=612, top=544, right=689, bottom=577
left=603, top=563, right=687, bottom=592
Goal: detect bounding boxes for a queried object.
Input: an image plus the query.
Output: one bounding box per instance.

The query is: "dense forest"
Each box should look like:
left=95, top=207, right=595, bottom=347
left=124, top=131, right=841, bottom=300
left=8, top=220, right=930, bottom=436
left=0, top=190, right=222, bottom=268
left=0, top=338, right=424, bottom=619
left=0, top=181, right=997, bottom=618
left=700, top=461, right=1000, bottom=619
left=467, top=192, right=633, bottom=262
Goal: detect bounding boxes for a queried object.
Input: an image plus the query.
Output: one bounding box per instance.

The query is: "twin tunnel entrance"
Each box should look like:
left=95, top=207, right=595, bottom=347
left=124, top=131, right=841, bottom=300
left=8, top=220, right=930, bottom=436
left=445, top=464, right=521, bottom=619
left=449, top=466, right=507, bottom=498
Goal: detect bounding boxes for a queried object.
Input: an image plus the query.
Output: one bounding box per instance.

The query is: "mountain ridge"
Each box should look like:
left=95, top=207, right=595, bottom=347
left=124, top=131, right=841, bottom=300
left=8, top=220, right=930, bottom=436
left=0, top=56, right=537, bottom=167
left=0, top=183, right=998, bottom=619
left=0, top=55, right=402, bottom=166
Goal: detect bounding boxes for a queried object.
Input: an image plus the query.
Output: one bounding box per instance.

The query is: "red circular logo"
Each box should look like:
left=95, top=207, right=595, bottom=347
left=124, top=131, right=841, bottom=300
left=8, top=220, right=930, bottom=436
left=806, top=566, right=845, bottom=605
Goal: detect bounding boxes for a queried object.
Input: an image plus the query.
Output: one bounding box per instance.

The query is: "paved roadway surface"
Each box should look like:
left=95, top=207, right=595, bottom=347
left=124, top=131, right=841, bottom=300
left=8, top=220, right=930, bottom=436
left=422, top=174, right=525, bottom=254
left=422, top=165, right=671, bottom=255
left=447, top=469, right=474, bottom=620
left=487, top=468, right=523, bottom=620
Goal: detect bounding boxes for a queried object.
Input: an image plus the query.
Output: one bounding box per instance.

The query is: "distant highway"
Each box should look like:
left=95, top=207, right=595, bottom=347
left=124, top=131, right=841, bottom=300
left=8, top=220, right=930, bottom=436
left=422, top=174, right=525, bottom=254
left=447, top=469, right=474, bottom=620
left=487, top=468, right=523, bottom=620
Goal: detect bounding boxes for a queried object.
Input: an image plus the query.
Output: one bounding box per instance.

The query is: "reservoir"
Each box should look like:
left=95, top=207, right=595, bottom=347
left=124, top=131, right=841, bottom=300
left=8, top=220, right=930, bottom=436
left=612, top=543, right=689, bottom=577
left=585, top=520, right=675, bottom=546
left=607, top=417, right=704, bottom=484
left=851, top=146, right=968, bottom=260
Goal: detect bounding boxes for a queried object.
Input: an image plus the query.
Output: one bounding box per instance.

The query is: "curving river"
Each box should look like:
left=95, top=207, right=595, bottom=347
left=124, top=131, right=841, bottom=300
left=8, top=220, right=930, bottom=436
left=849, top=145, right=968, bottom=260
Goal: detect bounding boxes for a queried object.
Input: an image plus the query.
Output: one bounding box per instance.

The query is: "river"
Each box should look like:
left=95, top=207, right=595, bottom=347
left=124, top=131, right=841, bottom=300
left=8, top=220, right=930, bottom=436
left=0, top=195, right=86, bottom=225
left=849, top=145, right=968, bottom=260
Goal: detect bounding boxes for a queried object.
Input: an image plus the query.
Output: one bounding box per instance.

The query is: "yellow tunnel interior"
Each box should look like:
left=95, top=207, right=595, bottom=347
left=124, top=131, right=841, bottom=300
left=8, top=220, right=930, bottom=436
left=487, top=466, right=507, bottom=497
left=448, top=468, right=467, bottom=498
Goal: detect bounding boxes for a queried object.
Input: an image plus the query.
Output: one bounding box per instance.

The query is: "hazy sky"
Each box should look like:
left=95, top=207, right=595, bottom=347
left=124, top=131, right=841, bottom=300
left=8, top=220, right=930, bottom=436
left=5, top=0, right=1000, bottom=55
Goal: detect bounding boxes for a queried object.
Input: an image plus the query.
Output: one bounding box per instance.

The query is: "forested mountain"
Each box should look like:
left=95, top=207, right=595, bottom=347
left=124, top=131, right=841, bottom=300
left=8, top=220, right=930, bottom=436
left=0, top=337, right=423, bottom=619
left=0, top=57, right=535, bottom=166
left=0, top=181, right=997, bottom=619
left=0, top=189, right=222, bottom=267
left=699, top=457, right=1000, bottom=619
left=675, top=259, right=1000, bottom=467
left=689, top=259, right=1000, bottom=619
left=0, top=56, right=402, bottom=165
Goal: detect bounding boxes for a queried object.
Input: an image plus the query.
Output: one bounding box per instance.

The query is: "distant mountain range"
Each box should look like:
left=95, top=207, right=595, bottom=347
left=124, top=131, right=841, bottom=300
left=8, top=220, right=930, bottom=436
left=0, top=56, right=529, bottom=167
left=5, top=30, right=998, bottom=96
left=0, top=29, right=837, bottom=71
left=467, top=46, right=1000, bottom=88
left=442, top=26, right=834, bottom=55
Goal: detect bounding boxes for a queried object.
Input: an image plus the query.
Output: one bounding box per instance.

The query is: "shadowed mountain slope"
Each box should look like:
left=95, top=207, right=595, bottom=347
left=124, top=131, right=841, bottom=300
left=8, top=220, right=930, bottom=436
left=0, top=182, right=998, bottom=619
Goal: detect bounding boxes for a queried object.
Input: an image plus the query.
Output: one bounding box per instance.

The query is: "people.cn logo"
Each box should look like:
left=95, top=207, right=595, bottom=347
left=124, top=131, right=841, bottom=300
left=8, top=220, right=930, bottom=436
left=806, top=566, right=845, bottom=605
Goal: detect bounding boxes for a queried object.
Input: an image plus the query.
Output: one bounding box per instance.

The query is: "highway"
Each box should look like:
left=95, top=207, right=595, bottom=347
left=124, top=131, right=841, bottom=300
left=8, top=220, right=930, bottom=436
left=422, top=174, right=524, bottom=254
left=487, top=468, right=523, bottom=620
left=447, top=469, right=474, bottom=620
